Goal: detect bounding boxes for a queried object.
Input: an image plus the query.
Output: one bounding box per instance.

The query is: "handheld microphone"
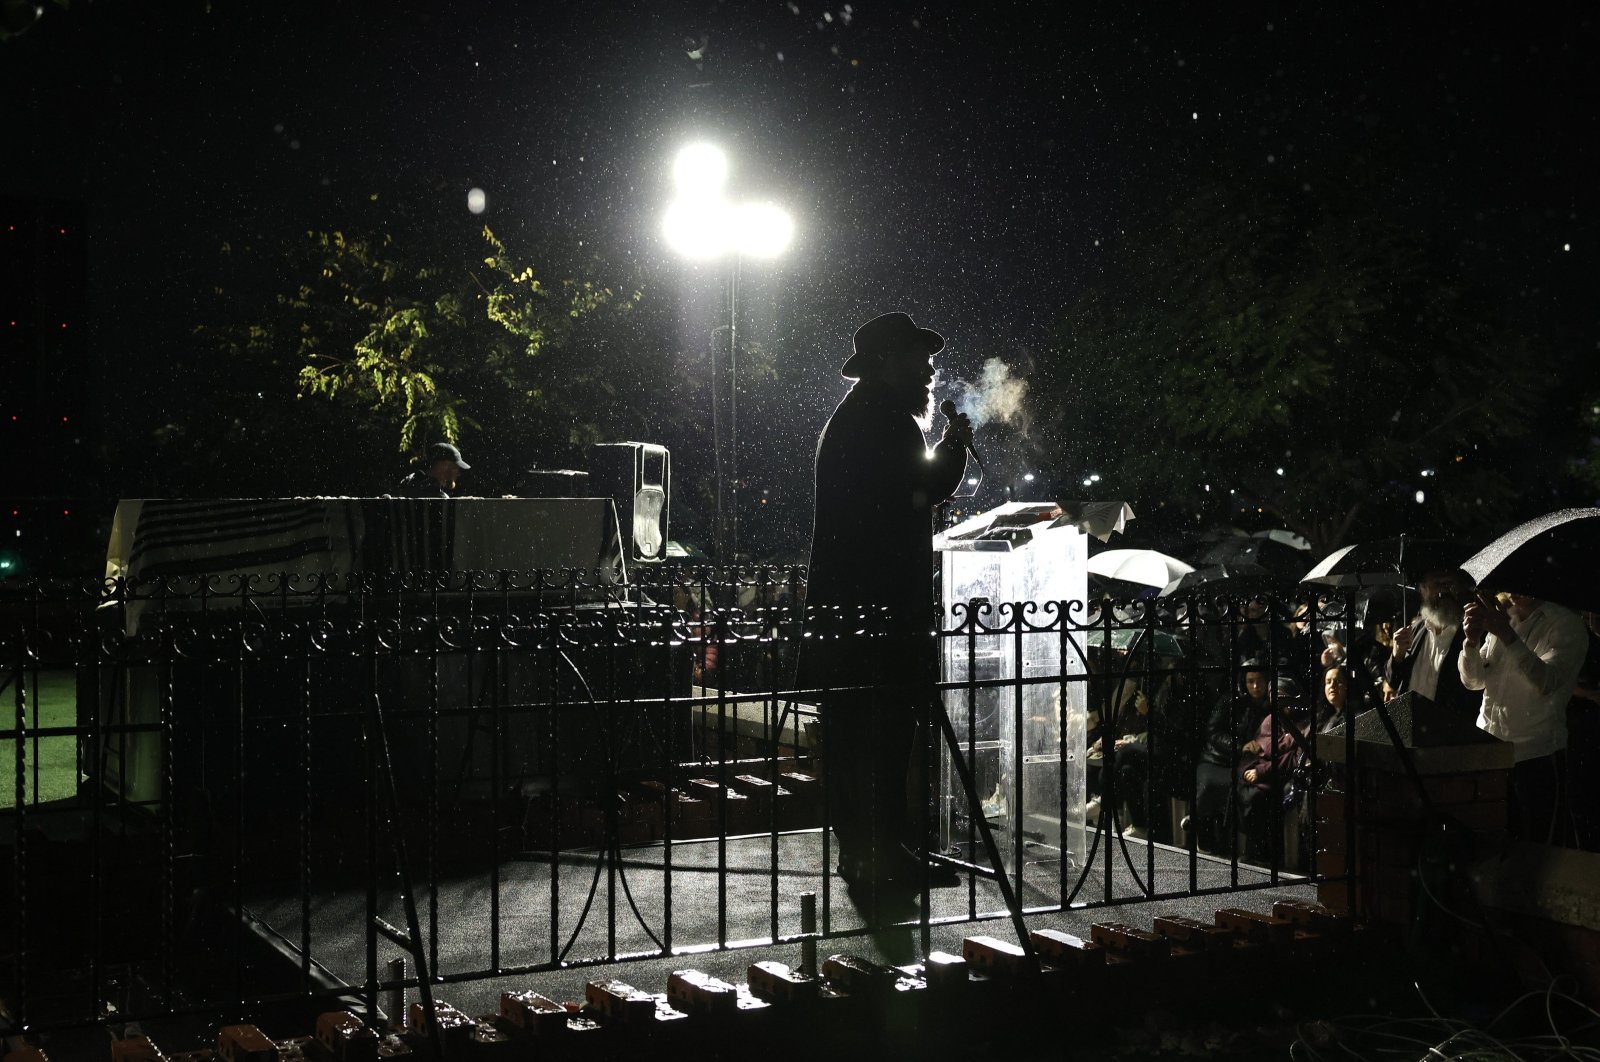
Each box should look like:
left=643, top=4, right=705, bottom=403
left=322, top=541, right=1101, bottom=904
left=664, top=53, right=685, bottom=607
left=939, top=400, right=985, bottom=472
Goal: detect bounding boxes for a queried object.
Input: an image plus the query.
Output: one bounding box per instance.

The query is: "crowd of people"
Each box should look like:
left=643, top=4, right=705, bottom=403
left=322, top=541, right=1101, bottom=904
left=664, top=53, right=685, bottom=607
left=1083, top=564, right=1600, bottom=868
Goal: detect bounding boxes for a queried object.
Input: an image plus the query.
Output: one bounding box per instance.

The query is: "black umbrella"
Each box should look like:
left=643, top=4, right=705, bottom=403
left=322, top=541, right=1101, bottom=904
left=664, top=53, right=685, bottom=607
left=1462, top=508, right=1600, bottom=612
left=1300, top=536, right=1468, bottom=588
left=1195, top=531, right=1311, bottom=581
left=1159, top=561, right=1283, bottom=599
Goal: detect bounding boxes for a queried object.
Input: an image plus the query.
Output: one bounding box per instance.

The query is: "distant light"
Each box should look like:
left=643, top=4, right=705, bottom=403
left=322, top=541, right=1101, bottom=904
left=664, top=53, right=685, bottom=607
left=1275, top=467, right=1285, bottom=476
left=1203, top=483, right=1211, bottom=492
left=1082, top=478, right=1092, bottom=487
left=665, top=145, right=793, bottom=264
left=1023, top=473, right=1035, bottom=483
left=671, top=143, right=729, bottom=196
left=1192, top=112, right=1198, bottom=120
left=1564, top=243, right=1571, bottom=252
left=967, top=478, right=979, bottom=486
left=0, top=560, right=11, bottom=570
left=733, top=201, right=794, bottom=258
left=466, top=187, right=487, bottom=214
left=662, top=199, right=734, bottom=260
left=1414, top=490, right=1426, bottom=504
left=1089, top=474, right=1100, bottom=483
left=1420, top=468, right=1436, bottom=477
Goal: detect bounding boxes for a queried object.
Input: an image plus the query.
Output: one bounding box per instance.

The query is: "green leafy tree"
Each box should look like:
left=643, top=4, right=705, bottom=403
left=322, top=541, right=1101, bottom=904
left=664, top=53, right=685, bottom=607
left=289, top=226, right=640, bottom=467
left=1034, top=167, right=1557, bottom=557
left=163, top=221, right=658, bottom=498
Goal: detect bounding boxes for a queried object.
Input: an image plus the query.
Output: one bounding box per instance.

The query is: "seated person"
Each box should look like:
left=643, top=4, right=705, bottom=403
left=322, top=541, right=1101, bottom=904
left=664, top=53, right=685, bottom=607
left=1192, top=661, right=1273, bottom=853
left=1315, top=663, right=1371, bottom=734
left=1086, top=665, right=1154, bottom=836
left=1236, top=676, right=1310, bottom=861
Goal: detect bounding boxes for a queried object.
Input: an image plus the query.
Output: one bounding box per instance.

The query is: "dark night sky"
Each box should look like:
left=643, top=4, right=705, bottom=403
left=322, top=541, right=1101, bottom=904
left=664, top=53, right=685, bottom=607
left=4, top=1, right=1595, bottom=553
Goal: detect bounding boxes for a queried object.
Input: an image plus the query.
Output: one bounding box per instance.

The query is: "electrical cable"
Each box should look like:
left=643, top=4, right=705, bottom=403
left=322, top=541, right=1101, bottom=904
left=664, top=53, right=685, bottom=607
left=1292, top=981, right=1600, bottom=1062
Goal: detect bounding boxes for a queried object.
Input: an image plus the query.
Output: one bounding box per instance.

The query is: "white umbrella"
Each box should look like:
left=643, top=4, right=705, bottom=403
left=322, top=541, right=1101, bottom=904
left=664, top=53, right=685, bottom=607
left=1086, top=548, right=1196, bottom=588
left=1251, top=528, right=1313, bottom=551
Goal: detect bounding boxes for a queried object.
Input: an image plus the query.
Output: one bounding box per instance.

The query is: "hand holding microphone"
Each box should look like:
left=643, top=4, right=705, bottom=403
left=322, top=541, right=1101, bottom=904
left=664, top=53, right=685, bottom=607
left=939, top=399, right=984, bottom=472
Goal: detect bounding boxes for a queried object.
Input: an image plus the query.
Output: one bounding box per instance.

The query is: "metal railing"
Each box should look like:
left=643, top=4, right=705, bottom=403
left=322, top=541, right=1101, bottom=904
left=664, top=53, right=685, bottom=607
left=0, top=568, right=1359, bottom=1034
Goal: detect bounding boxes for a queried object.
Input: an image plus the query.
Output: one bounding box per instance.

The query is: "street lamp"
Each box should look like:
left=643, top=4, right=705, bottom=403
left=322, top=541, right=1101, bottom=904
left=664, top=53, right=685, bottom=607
left=661, top=142, right=794, bottom=564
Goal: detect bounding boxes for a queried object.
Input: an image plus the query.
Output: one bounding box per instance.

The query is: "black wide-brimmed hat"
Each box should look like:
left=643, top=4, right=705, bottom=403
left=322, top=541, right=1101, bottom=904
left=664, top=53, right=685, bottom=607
left=841, top=311, right=945, bottom=379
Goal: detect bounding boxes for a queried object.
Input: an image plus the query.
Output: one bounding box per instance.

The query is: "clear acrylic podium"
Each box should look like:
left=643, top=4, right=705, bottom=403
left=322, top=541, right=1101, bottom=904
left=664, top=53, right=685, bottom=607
left=934, top=502, right=1090, bottom=874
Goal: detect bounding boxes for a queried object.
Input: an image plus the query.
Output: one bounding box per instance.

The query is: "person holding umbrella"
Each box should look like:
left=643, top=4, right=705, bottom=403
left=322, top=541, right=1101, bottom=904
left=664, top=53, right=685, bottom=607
left=1459, top=590, right=1588, bottom=842
left=1384, top=567, right=1482, bottom=718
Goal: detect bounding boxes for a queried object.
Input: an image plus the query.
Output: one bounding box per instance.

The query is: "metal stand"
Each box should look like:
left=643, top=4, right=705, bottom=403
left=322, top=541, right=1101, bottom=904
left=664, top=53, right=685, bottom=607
left=362, top=691, right=445, bottom=1061
left=922, top=694, right=1039, bottom=970
left=553, top=647, right=662, bottom=960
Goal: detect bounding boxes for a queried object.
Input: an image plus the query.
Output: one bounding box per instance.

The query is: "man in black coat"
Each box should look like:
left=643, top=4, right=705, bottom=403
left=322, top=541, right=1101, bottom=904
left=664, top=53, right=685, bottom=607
left=1383, top=566, right=1483, bottom=717
left=799, top=311, right=972, bottom=887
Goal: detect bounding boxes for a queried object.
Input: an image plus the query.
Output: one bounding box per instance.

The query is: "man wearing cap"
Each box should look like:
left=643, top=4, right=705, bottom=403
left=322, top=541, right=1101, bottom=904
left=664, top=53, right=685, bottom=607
left=799, top=311, right=973, bottom=889
left=396, top=442, right=471, bottom=498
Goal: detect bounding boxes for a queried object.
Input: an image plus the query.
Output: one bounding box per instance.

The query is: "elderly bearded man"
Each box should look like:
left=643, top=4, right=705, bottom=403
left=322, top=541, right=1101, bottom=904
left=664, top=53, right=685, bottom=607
left=798, top=312, right=973, bottom=890
left=1384, top=567, right=1483, bottom=717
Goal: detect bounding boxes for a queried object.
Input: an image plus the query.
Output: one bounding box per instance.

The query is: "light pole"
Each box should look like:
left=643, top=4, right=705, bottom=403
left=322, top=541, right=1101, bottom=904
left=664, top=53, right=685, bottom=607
left=662, top=142, right=794, bottom=565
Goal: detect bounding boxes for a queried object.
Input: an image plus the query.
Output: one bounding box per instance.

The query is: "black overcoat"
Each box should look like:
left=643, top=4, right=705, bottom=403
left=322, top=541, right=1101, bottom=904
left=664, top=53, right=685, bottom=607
left=799, top=379, right=967, bottom=691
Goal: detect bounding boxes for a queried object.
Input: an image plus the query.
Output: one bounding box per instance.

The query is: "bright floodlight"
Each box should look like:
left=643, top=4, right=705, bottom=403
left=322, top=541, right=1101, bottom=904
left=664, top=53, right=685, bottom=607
left=732, top=202, right=794, bottom=259
left=662, top=198, right=734, bottom=260
left=672, top=143, right=729, bottom=196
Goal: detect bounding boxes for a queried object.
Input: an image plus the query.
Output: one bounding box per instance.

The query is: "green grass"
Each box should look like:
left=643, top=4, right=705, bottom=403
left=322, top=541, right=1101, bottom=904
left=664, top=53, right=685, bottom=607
left=1, top=669, right=81, bottom=808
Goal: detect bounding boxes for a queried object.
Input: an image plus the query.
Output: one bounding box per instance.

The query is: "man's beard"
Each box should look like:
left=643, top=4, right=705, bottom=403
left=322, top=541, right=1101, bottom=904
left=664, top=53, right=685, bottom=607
left=891, top=381, right=932, bottom=419
left=1420, top=598, right=1463, bottom=629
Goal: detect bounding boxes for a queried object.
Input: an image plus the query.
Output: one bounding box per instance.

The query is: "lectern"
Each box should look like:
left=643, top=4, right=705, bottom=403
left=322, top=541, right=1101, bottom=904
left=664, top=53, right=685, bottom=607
left=934, top=502, right=1090, bottom=872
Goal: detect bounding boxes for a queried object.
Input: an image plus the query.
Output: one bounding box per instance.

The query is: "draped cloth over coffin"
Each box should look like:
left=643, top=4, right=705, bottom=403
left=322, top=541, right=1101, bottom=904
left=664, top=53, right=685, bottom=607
left=92, top=498, right=657, bottom=807
left=104, top=497, right=628, bottom=632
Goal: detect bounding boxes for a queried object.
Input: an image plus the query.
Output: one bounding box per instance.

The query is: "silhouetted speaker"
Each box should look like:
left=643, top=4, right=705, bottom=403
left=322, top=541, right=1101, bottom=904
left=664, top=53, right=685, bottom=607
left=590, top=442, right=670, bottom=563
left=1333, top=691, right=1497, bottom=748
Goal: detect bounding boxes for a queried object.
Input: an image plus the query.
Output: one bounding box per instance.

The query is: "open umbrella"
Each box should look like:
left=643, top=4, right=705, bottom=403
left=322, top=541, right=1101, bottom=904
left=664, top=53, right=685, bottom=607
left=1300, top=536, right=1467, bottom=588
left=1250, top=528, right=1313, bottom=551
left=1086, top=548, right=1195, bottom=588
left=1159, top=561, right=1283, bottom=599
left=1196, top=530, right=1311, bottom=581
left=1462, top=508, right=1600, bottom=612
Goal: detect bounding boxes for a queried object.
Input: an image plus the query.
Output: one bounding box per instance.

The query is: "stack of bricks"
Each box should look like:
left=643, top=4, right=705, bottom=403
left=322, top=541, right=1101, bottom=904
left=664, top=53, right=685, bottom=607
left=1316, top=752, right=1509, bottom=926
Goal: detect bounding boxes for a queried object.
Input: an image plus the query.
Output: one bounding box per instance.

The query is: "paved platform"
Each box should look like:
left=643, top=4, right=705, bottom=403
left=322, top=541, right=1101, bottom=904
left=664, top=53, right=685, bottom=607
left=242, top=825, right=1316, bottom=1018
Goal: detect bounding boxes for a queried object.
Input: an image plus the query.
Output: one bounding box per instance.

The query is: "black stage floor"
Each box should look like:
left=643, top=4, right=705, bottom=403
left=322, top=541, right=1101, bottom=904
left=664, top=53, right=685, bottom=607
left=243, top=826, right=1317, bottom=1018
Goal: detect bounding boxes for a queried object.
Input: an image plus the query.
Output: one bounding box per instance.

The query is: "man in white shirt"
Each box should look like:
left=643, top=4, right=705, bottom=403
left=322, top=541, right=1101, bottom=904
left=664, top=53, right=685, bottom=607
left=1460, top=591, right=1589, bottom=841
left=1384, top=568, right=1482, bottom=717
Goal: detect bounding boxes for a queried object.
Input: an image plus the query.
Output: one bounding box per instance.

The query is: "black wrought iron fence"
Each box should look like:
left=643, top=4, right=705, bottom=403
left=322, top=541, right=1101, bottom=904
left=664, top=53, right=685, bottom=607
left=0, top=568, right=1359, bottom=1035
